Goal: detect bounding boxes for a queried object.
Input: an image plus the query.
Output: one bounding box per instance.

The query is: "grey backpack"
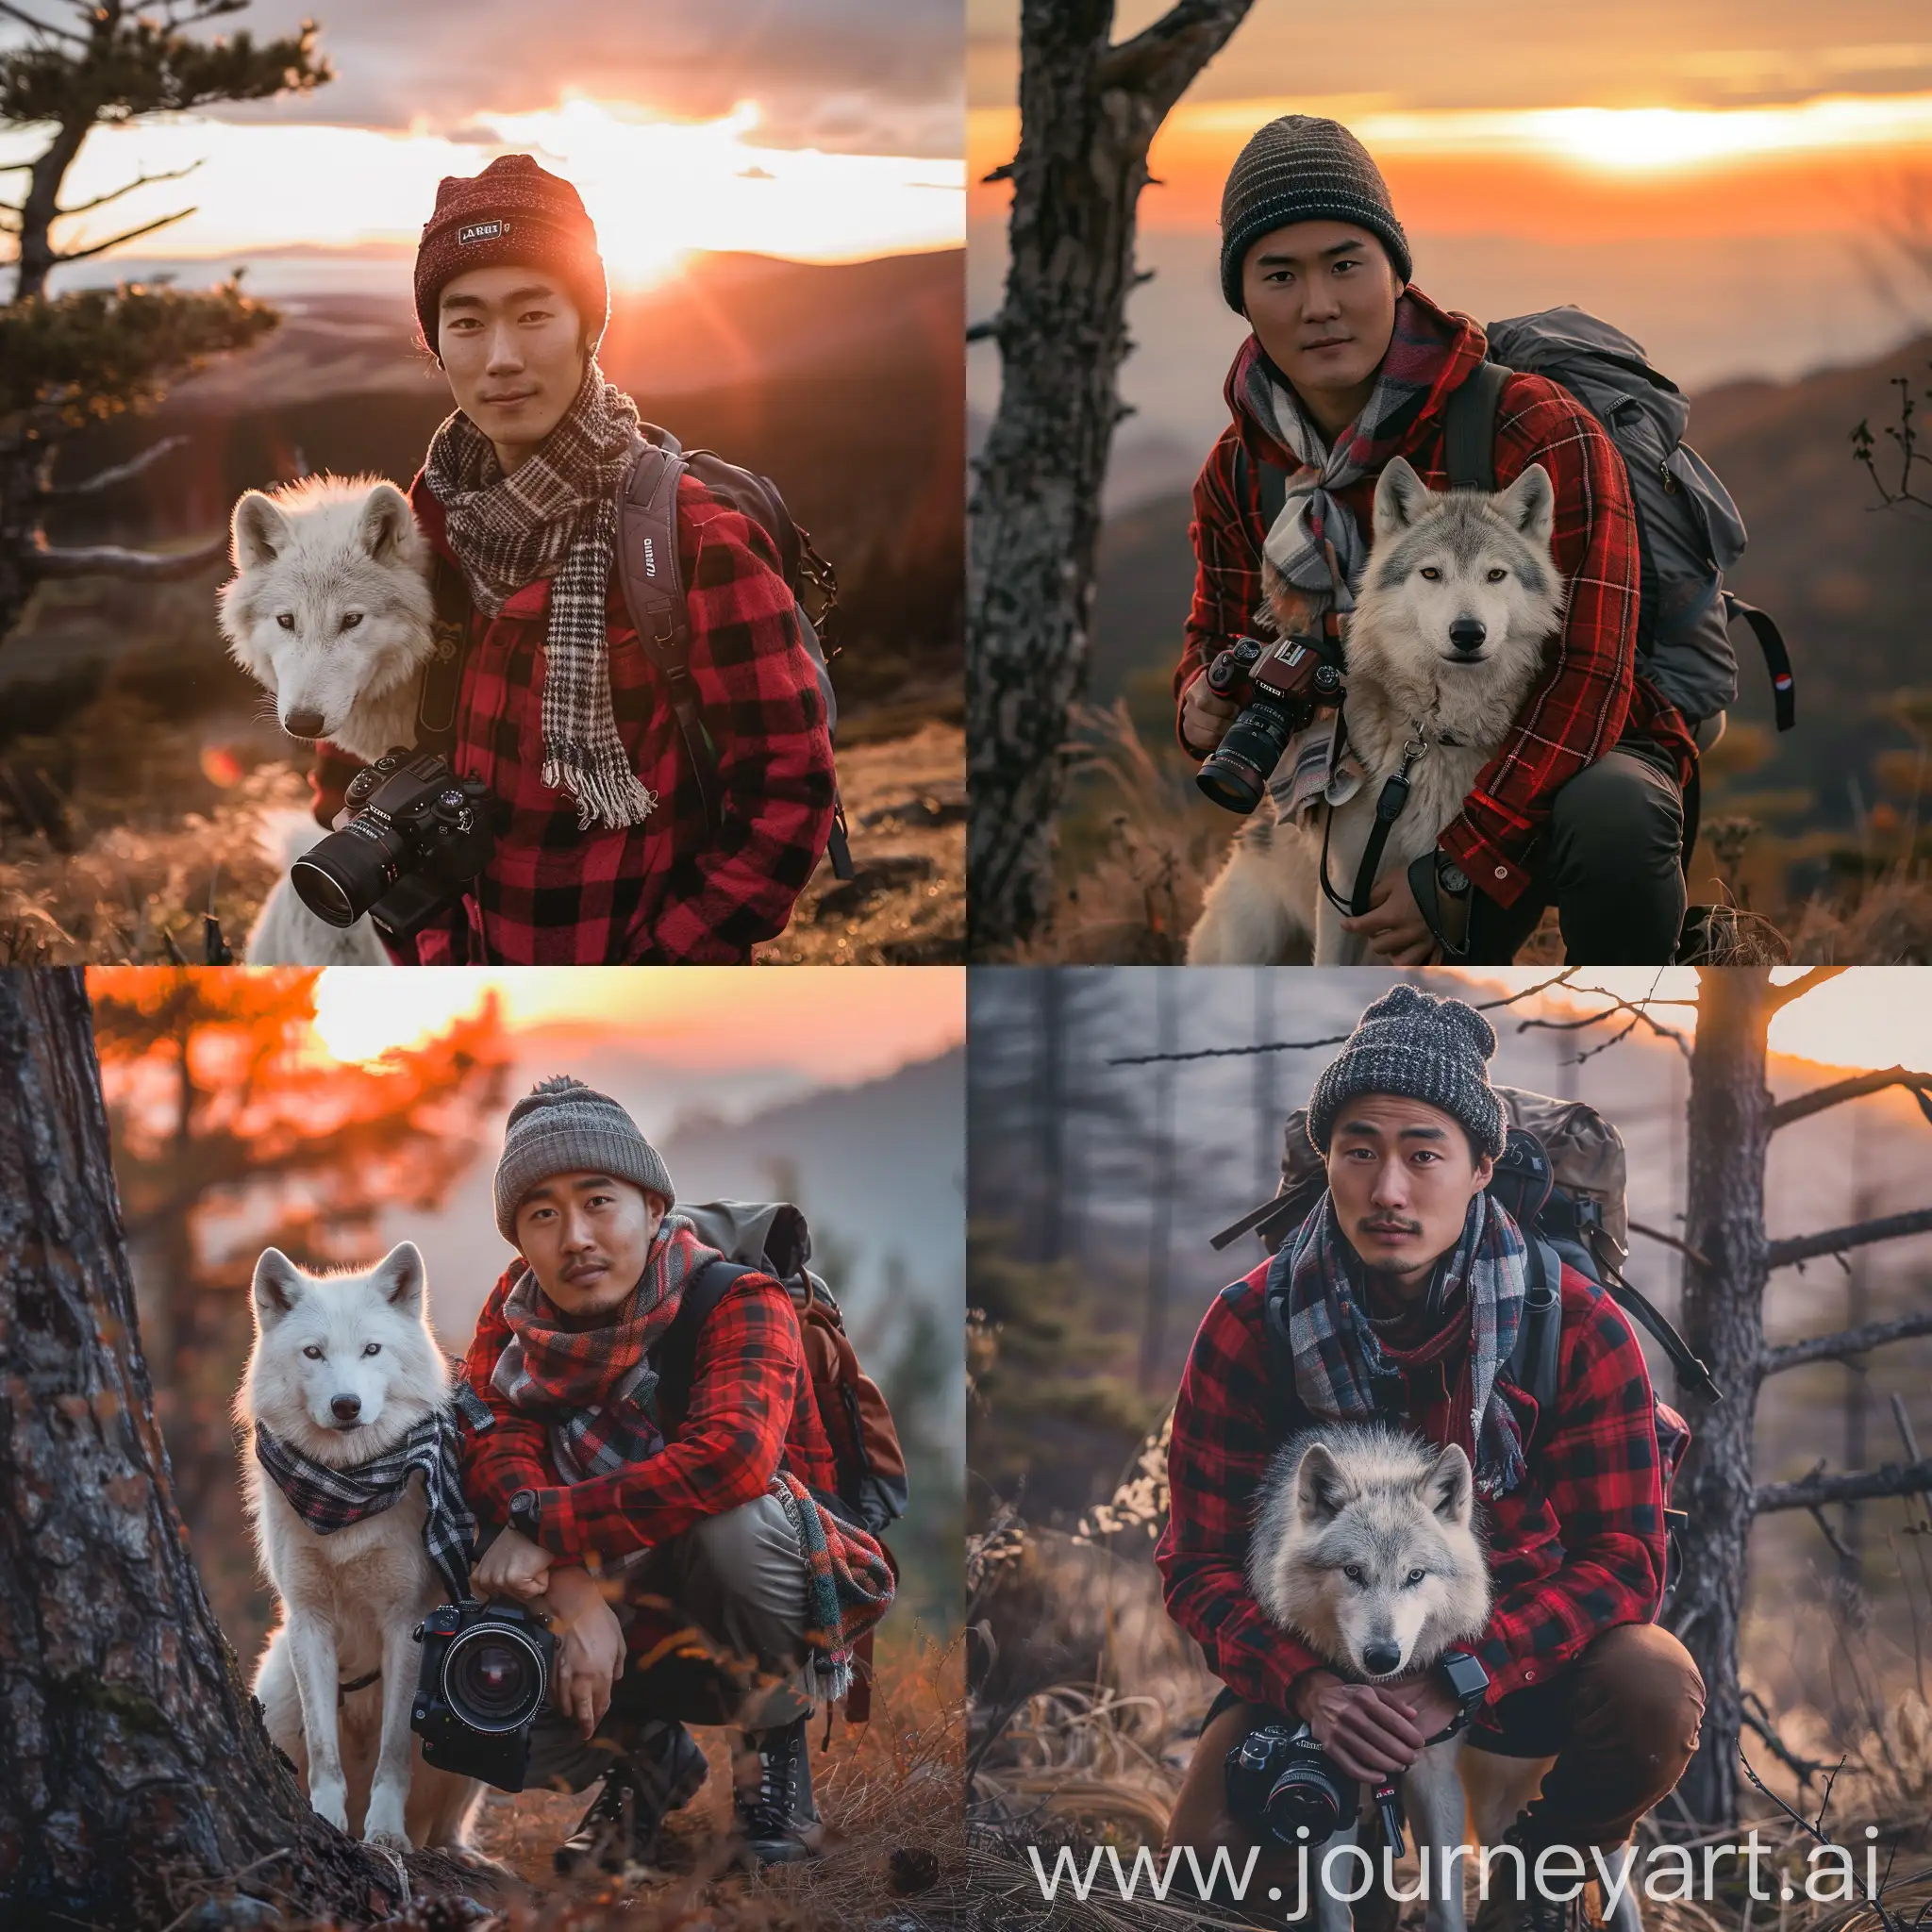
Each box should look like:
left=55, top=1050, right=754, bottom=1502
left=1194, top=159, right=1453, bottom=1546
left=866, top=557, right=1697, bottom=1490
left=1446, top=309, right=1793, bottom=736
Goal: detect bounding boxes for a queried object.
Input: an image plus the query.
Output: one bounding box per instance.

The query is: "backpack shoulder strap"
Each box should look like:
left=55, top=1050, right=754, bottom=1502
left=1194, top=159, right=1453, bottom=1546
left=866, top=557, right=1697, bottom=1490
left=1443, top=360, right=1512, bottom=493
left=413, top=554, right=473, bottom=758
left=650, top=1256, right=756, bottom=1420
left=1506, top=1235, right=1567, bottom=1427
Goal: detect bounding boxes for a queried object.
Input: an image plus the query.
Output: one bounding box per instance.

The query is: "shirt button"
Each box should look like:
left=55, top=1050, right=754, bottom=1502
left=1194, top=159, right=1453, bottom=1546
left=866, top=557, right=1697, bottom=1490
left=1524, top=1669, right=1537, bottom=1681
left=1494, top=866, right=1508, bottom=879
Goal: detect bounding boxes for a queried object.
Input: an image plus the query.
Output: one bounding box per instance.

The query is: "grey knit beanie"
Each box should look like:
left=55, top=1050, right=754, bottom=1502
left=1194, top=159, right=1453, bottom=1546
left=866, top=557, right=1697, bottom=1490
left=1219, top=114, right=1411, bottom=312
left=494, top=1075, right=675, bottom=1242
left=1307, top=985, right=1505, bottom=1159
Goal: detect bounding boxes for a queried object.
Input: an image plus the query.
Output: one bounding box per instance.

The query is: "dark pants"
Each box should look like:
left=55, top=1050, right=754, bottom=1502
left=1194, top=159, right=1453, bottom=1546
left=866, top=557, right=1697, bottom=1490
left=1466, top=744, right=1686, bottom=965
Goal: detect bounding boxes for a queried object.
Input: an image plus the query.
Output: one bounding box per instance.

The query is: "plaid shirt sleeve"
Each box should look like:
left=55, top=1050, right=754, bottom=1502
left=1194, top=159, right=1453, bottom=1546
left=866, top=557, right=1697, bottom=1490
left=1174, top=428, right=1259, bottom=753
left=1155, top=1273, right=1331, bottom=1711
left=1473, top=1274, right=1666, bottom=1703
left=636, top=492, right=837, bottom=963
left=509, top=1275, right=802, bottom=1568
left=457, top=1268, right=557, bottom=1524
left=1436, top=375, right=1641, bottom=908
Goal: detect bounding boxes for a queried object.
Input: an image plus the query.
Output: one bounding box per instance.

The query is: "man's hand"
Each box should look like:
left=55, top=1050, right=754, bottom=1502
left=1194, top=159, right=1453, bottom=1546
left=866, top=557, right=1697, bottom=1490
left=1180, top=672, right=1240, bottom=757
left=540, top=1566, right=626, bottom=1741
left=1385, top=1668, right=1461, bottom=1744
left=1289, top=1668, right=1431, bottom=1782
left=1338, top=867, right=1439, bottom=965
left=472, top=1525, right=552, bottom=1604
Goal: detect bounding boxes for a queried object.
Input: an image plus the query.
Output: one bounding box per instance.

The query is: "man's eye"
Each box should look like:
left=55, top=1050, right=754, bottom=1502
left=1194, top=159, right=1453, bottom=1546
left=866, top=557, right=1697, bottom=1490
left=302, top=1344, right=323, bottom=1360
left=1420, top=567, right=1441, bottom=581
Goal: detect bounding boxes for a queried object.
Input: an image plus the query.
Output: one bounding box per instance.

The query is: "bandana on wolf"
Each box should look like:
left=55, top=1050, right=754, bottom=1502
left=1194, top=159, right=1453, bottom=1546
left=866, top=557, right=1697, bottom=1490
left=253, top=1408, right=476, bottom=1605
left=1271, top=1188, right=1531, bottom=1498
left=425, top=365, right=654, bottom=831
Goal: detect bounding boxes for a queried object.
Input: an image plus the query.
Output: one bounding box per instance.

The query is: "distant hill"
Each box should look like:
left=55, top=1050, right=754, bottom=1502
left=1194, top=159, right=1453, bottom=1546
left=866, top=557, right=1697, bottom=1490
left=1090, top=334, right=1932, bottom=833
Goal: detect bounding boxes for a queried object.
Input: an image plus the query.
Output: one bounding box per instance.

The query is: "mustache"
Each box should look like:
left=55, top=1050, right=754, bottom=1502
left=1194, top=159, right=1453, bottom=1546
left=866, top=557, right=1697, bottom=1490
left=1357, top=1215, right=1424, bottom=1236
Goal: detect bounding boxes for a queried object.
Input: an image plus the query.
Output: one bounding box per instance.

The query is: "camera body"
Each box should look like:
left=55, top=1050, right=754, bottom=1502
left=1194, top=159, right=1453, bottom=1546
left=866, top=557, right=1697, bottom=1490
left=410, top=1597, right=556, bottom=1792
left=291, top=746, right=495, bottom=943
left=1224, top=1719, right=1358, bottom=1844
left=1195, top=635, right=1343, bottom=816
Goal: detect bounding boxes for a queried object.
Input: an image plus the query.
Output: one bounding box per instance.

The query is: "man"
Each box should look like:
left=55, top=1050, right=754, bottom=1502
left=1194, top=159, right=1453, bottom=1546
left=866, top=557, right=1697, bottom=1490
left=313, top=154, right=836, bottom=963
left=1177, top=116, right=1696, bottom=964
left=1157, top=986, right=1705, bottom=1930
left=458, top=1076, right=894, bottom=1873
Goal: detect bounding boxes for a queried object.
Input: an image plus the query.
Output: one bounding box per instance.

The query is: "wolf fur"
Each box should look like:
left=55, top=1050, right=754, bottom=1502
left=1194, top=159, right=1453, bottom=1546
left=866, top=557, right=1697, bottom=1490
left=243, top=810, right=390, bottom=966
left=1247, top=1423, right=1491, bottom=1932
left=1188, top=458, right=1564, bottom=966
left=238, top=1242, right=483, bottom=1855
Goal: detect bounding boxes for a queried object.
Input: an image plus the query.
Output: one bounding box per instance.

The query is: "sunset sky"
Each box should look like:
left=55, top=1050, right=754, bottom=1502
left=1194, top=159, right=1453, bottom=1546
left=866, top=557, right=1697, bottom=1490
left=2, top=0, right=963, bottom=286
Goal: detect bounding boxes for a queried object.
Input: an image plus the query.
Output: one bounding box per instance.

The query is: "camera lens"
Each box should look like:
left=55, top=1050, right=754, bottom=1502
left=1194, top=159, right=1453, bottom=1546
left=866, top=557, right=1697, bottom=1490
left=291, top=818, right=409, bottom=928
left=1263, top=1759, right=1348, bottom=1841
left=443, top=1624, right=546, bottom=1734
left=1196, top=698, right=1296, bottom=815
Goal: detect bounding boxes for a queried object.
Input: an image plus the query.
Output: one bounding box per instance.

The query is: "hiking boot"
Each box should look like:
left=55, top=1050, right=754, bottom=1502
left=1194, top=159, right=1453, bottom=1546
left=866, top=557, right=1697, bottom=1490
left=553, top=1718, right=708, bottom=1875
left=1471, top=1818, right=1581, bottom=1932
left=733, top=1716, right=823, bottom=1866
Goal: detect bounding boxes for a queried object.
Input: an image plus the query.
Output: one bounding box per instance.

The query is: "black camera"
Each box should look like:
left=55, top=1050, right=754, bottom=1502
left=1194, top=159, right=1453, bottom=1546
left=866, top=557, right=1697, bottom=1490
left=291, top=746, right=495, bottom=943
left=1195, top=635, right=1342, bottom=816
left=1224, top=1720, right=1358, bottom=1844
left=410, top=1598, right=556, bottom=1792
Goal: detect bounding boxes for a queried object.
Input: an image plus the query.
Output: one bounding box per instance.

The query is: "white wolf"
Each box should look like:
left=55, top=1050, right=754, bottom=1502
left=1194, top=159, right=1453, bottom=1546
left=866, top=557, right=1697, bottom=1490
left=1247, top=1424, right=1501, bottom=1932
left=238, top=1242, right=483, bottom=1855
left=217, top=475, right=438, bottom=966
left=1187, top=458, right=1564, bottom=966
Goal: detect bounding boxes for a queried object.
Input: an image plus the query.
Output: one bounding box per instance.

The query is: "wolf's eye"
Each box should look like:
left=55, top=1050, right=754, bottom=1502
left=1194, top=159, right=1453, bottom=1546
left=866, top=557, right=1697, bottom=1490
left=362, top=1342, right=381, bottom=1357
left=1419, top=567, right=1441, bottom=581
left=302, top=1344, right=324, bottom=1360
left=1487, top=568, right=1507, bottom=582
left=1343, top=1564, right=1365, bottom=1584
left=276, top=613, right=295, bottom=630
left=1406, top=1568, right=1427, bottom=1586
left=341, top=612, right=363, bottom=631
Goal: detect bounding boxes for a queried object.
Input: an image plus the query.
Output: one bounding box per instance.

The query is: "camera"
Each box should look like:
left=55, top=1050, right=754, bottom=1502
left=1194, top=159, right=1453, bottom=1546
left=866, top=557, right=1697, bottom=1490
left=1224, top=1720, right=1358, bottom=1844
left=1195, top=634, right=1342, bottom=816
left=291, top=746, right=495, bottom=944
left=410, top=1598, right=556, bottom=1791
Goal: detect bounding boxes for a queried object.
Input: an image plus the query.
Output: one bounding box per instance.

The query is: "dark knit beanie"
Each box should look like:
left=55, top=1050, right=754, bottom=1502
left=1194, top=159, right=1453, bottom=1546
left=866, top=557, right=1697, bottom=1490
left=414, top=154, right=608, bottom=355
left=494, top=1075, right=675, bottom=1242
left=1307, top=985, right=1505, bottom=1160
left=1219, top=114, right=1411, bottom=313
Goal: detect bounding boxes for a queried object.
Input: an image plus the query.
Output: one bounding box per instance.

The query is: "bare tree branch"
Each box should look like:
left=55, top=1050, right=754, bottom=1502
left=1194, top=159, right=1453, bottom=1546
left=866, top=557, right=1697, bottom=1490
left=1771, top=1064, right=1932, bottom=1131
left=1513, top=974, right=1691, bottom=1061
left=57, top=160, right=203, bottom=221
left=1099, top=0, right=1258, bottom=115
left=25, top=534, right=227, bottom=582
left=1755, top=1458, right=1932, bottom=1514
left=1765, top=1207, right=1932, bottom=1272
left=0, top=0, right=85, bottom=42
left=1761, top=1307, right=1932, bottom=1375
left=41, top=435, right=190, bottom=500
left=1628, top=1219, right=1713, bottom=1271
left=1767, top=966, right=1852, bottom=1011
left=51, top=206, right=197, bottom=267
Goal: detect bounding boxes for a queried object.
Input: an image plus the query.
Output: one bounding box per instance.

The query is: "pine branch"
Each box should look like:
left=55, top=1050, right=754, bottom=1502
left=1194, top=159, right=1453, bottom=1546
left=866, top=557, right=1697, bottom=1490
left=57, top=160, right=202, bottom=220
left=40, top=433, right=189, bottom=499
left=25, top=533, right=226, bottom=582
left=1770, top=1065, right=1932, bottom=1131
left=1754, top=1457, right=1932, bottom=1513
left=1765, top=1207, right=1932, bottom=1272
left=1767, top=966, right=1852, bottom=1011
left=1761, top=1307, right=1932, bottom=1375
left=51, top=206, right=196, bottom=265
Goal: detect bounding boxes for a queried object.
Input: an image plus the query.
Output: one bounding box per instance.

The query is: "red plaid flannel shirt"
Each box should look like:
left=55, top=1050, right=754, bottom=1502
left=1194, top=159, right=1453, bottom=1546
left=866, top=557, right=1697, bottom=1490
left=1155, top=1257, right=1667, bottom=1718
left=1176, top=290, right=1697, bottom=908
left=312, top=467, right=835, bottom=963
left=458, top=1267, right=841, bottom=1574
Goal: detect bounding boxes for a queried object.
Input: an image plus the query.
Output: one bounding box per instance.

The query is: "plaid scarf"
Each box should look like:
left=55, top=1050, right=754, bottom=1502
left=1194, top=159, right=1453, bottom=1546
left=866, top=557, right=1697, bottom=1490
left=425, top=363, right=654, bottom=831
left=1269, top=1190, right=1530, bottom=1497
left=491, top=1214, right=722, bottom=1483
left=770, top=1471, right=896, bottom=1700
left=253, top=1410, right=476, bottom=1605
left=1240, top=291, right=1457, bottom=621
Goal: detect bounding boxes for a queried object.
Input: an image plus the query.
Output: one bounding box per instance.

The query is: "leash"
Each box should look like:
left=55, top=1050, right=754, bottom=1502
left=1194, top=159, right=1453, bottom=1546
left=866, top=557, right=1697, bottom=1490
left=338, top=1668, right=381, bottom=1707
left=1320, top=721, right=1440, bottom=918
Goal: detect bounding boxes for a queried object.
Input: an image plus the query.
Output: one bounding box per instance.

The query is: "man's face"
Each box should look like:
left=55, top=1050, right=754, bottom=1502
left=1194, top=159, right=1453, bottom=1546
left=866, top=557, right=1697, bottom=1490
left=1324, top=1093, right=1494, bottom=1290
left=437, top=265, right=588, bottom=467
left=1240, top=220, right=1401, bottom=414
left=513, top=1171, right=665, bottom=1320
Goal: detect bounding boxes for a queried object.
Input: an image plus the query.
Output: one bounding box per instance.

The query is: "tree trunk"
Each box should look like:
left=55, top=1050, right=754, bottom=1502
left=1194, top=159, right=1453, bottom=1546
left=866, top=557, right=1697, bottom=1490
left=0, top=969, right=396, bottom=1925
left=965, top=0, right=1256, bottom=951
left=1669, top=966, right=1776, bottom=1827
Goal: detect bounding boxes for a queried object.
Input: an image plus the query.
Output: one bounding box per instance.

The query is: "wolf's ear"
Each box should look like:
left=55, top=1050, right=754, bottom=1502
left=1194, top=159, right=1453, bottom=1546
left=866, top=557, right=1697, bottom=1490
left=1372, top=457, right=1430, bottom=541
left=252, top=1248, right=305, bottom=1324
left=1496, top=462, right=1555, bottom=547
left=1293, top=1441, right=1351, bottom=1524
left=370, top=1241, right=426, bottom=1316
left=357, top=483, right=414, bottom=563
left=1421, top=1443, right=1474, bottom=1526
left=232, top=491, right=291, bottom=571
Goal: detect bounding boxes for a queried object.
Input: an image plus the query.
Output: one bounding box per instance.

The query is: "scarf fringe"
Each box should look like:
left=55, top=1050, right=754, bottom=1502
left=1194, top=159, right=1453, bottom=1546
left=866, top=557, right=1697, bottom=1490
left=541, top=751, right=659, bottom=831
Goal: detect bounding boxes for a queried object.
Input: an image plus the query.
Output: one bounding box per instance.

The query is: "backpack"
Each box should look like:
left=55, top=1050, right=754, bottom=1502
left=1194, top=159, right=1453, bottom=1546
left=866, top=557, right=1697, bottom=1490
left=1210, top=1087, right=1713, bottom=1604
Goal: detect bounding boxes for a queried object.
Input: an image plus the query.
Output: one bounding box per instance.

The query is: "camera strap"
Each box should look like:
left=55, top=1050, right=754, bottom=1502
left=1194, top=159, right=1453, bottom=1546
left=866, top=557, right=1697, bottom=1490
left=1319, top=724, right=1430, bottom=918
left=414, top=555, right=474, bottom=760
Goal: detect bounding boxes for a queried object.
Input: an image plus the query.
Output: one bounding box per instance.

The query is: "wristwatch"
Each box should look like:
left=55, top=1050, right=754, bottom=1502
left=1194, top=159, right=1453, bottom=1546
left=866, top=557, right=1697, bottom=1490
left=1425, top=1648, right=1491, bottom=1740
left=508, top=1489, right=540, bottom=1539
left=1435, top=853, right=1473, bottom=898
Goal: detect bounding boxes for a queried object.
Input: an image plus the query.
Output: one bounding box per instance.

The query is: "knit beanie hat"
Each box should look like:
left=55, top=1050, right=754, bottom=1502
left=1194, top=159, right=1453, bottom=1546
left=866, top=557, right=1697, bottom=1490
left=1307, top=985, right=1506, bottom=1159
left=494, top=1075, right=675, bottom=1242
left=414, top=154, right=609, bottom=355
left=1219, top=114, right=1411, bottom=313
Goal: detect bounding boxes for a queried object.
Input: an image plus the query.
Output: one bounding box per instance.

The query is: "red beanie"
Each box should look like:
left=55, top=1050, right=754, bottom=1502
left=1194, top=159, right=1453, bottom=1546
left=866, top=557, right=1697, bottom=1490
left=414, top=154, right=608, bottom=354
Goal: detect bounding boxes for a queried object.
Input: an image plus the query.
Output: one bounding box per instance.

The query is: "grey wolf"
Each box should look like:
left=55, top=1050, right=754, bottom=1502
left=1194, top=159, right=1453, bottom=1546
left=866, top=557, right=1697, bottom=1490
left=1188, top=458, right=1562, bottom=965
left=238, top=1241, right=483, bottom=1854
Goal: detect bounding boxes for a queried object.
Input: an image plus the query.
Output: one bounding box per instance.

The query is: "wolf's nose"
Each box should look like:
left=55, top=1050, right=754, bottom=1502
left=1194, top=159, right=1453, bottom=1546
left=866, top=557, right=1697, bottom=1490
left=1449, top=619, right=1487, bottom=654
left=1362, top=1641, right=1403, bottom=1675
left=330, top=1394, right=362, bottom=1423
left=285, top=708, right=326, bottom=740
